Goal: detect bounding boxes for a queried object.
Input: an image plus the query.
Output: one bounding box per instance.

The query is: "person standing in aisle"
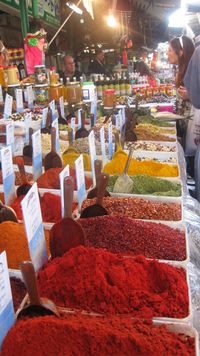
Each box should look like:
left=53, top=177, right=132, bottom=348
left=167, top=35, right=195, bottom=149
left=88, top=49, right=108, bottom=76
left=59, top=55, right=85, bottom=84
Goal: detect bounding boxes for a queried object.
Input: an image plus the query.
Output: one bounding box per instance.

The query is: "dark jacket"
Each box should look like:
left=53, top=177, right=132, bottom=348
left=88, top=59, right=107, bottom=75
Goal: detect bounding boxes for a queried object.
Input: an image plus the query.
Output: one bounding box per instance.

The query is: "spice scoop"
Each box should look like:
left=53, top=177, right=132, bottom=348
left=80, top=173, right=109, bottom=218
left=0, top=200, right=18, bottom=223
left=18, top=261, right=59, bottom=319
left=87, top=159, right=110, bottom=199
left=16, top=156, right=33, bottom=197
left=113, top=148, right=134, bottom=194
left=49, top=176, right=85, bottom=258
left=23, top=127, right=33, bottom=158
left=44, top=127, right=63, bottom=171
left=75, top=110, right=89, bottom=139
left=63, top=128, right=79, bottom=156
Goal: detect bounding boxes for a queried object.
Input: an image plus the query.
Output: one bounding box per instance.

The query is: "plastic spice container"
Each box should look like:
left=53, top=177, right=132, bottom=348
left=35, top=84, right=49, bottom=106
left=66, top=81, right=82, bottom=104
left=6, top=66, right=19, bottom=85
left=34, top=65, right=47, bottom=85
left=103, top=89, right=116, bottom=107
left=49, top=84, right=62, bottom=101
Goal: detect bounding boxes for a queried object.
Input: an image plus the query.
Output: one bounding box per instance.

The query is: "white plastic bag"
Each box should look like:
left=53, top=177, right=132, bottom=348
left=185, top=106, right=200, bottom=155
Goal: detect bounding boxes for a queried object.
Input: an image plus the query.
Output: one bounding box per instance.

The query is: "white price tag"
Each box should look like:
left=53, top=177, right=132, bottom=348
left=6, top=121, right=14, bottom=147
left=70, top=117, right=76, bottom=141
left=3, top=94, right=13, bottom=119
left=27, top=85, right=34, bottom=109
left=77, top=109, right=81, bottom=129
left=59, top=96, right=65, bottom=118
left=119, top=110, right=123, bottom=134
left=0, top=251, right=15, bottom=349
left=88, top=130, right=96, bottom=186
left=49, top=100, right=56, bottom=121
left=24, top=113, right=32, bottom=144
left=0, top=85, right=3, bottom=103
left=100, top=126, right=106, bottom=164
left=42, top=107, right=48, bottom=129
left=51, top=118, right=60, bottom=152
left=21, top=183, right=48, bottom=272
left=15, top=88, right=24, bottom=113
left=108, top=122, right=113, bottom=160
left=75, top=154, right=86, bottom=211
left=32, top=130, right=42, bottom=180
left=0, top=146, right=15, bottom=205
left=59, top=165, right=70, bottom=218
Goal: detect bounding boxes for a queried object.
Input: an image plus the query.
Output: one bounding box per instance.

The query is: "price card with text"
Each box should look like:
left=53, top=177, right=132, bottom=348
left=75, top=154, right=86, bottom=211
left=6, top=121, right=14, bottom=149
left=108, top=122, right=113, bottom=160
left=0, top=251, right=15, bottom=349
left=0, top=85, right=3, bottom=103
left=49, top=100, right=57, bottom=121
left=59, top=96, right=65, bottom=118
left=41, top=107, right=48, bottom=129
left=24, top=112, right=32, bottom=144
left=0, top=146, right=15, bottom=205
left=59, top=165, right=70, bottom=218
left=78, top=109, right=82, bottom=129
left=119, top=110, right=123, bottom=134
left=100, top=126, right=106, bottom=164
left=122, top=107, right=126, bottom=125
left=32, top=130, right=42, bottom=180
left=88, top=130, right=96, bottom=185
left=90, top=98, right=97, bottom=125
left=27, top=85, right=34, bottom=109
left=115, top=113, right=120, bottom=130
left=16, top=88, right=24, bottom=113
left=21, top=183, right=48, bottom=272
left=51, top=118, right=60, bottom=152
left=70, top=117, right=76, bottom=141
left=3, top=94, right=13, bottom=119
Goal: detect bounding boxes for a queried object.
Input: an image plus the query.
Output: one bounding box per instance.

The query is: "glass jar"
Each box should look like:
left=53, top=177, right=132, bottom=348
left=49, top=84, right=61, bottom=101
left=166, top=84, right=173, bottom=97
left=34, top=65, right=47, bottom=85
left=50, top=73, right=59, bottom=86
left=0, top=67, right=5, bottom=86
left=6, top=66, right=19, bottom=85
left=35, top=84, right=49, bottom=106
left=103, top=89, right=116, bottom=108
left=65, top=81, right=82, bottom=104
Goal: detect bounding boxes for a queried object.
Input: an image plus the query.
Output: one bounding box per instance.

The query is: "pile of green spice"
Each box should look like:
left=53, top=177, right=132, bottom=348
left=137, top=115, right=175, bottom=127
left=108, top=174, right=182, bottom=197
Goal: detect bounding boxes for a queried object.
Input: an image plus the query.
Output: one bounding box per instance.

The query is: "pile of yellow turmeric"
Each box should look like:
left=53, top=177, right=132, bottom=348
left=103, top=149, right=179, bottom=177
left=62, top=151, right=91, bottom=171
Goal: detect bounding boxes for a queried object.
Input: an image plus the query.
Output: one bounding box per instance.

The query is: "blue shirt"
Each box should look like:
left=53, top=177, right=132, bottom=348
left=184, top=45, right=200, bottom=109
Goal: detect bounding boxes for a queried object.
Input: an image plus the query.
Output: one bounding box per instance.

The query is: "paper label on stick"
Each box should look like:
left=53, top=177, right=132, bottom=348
left=88, top=130, right=96, bottom=186
left=115, top=114, right=120, bottom=130
left=6, top=121, right=14, bottom=148
left=16, top=88, right=24, bottom=113
left=27, top=85, right=34, bottom=109
left=0, top=251, right=15, bottom=350
left=49, top=100, right=56, bottom=121
left=0, top=146, right=15, bottom=205
left=21, top=183, right=48, bottom=272
left=122, top=107, right=126, bottom=125
left=100, top=126, right=106, bottom=164
left=119, top=110, right=123, bottom=134
left=75, top=154, right=86, bottom=211
left=77, top=109, right=81, bottom=129
left=3, top=94, right=13, bottom=119
left=108, top=122, right=113, bottom=160
left=41, top=107, right=48, bottom=129
left=70, top=117, right=75, bottom=141
left=59, top=165, right=70, bottom=218
left=59, top=96, right=65, bottom=118
left=90, top=99, right=97, bottom=125
left=24, top=113, right=32, bottom=144
left=51, top=118, right=60, bottom=152
left=32, top=130, right=42, bottom=180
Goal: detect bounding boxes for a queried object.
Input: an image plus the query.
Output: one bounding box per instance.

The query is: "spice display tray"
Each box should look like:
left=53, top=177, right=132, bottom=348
left=124, top=149, right=178, bottom=162
left=152, top=320, right=199, bottom=356
left=14, top=119, right=42, bottom=132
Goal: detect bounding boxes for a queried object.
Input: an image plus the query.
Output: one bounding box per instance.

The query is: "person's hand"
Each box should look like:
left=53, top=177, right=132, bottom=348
left=177, top=86, right=189, bottom=100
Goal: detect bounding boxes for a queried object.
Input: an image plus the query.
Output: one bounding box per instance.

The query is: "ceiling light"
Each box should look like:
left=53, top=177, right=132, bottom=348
left=106, top=14, right=118, bottom=28
left=66, top=2, right=83, bottom=15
